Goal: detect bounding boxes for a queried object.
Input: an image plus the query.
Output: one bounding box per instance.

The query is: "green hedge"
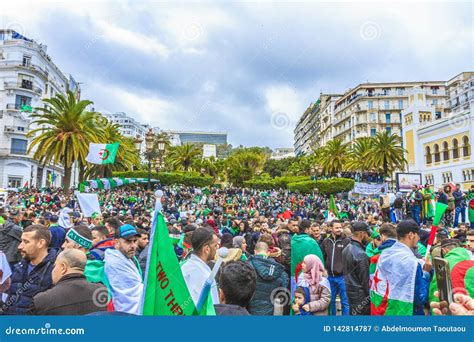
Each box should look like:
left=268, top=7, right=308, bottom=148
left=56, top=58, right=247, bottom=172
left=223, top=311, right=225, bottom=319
left=244, top=175, right=310, bottom=190
left=287, top=180, right=317, bottom=193
left=113, top=171, right=213, bottom=187
left=314, top=178, right=355, bottom=194
left=287, top=178, right=355, bottom=194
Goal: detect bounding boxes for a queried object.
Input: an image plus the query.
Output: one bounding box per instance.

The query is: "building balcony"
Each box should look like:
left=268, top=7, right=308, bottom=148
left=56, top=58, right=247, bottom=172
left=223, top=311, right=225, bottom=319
left=5, top=103, right=36, bottom=113
left=4, top=126, right=28, bottom=135
left=0, top=61, right=49, bottom=79
left=0, top=148, right=32, bottom=157
left=4, top=81, right=43, bottom=95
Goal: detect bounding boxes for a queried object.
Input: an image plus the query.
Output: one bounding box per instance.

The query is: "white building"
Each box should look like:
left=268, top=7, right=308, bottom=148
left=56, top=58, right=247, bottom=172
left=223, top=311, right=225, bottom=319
left=0, top=30, right=77, bottom=189
left=270, top=148, right=295, bottom=160
left=402, top=72, right=474, bottom=190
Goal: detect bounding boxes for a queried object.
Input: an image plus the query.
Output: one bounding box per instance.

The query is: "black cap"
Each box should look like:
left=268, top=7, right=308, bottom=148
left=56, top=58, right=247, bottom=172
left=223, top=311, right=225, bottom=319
left=440, top=238, right=461, bottom=249
left=49, top=215, right=59, bottom=223
left=396, top=220, right=420, bottom=235
left=352, top=221, right=372, bottom=235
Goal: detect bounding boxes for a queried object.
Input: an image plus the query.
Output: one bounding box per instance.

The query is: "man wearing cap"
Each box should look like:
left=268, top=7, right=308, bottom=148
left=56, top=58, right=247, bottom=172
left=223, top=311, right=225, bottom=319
left=342, top=221, right=371, bottom=315
left=104, top=224, right=143, bottom=315
left=371, top=220, right=432, bottom=315
left=181, top=228, right=220, bottom=306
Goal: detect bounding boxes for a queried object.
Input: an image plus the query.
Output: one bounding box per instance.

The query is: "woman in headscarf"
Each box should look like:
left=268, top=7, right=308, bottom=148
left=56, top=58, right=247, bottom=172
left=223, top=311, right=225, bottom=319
left=296, top=254, right=331, bottom=315
left=232, top=236, right=249, bottom=261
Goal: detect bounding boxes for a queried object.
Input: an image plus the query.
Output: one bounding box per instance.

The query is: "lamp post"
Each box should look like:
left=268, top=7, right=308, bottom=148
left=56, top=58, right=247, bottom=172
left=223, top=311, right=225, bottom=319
left=156, top=137, right=166, bottom=172
left=133, top=135, right=142, bottom=172
left=145, top=128, right=155, bottom=191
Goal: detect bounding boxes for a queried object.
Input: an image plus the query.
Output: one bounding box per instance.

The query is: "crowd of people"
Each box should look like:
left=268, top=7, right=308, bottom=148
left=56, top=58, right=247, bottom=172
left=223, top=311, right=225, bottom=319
left=0, top=182, right=472, bottom=316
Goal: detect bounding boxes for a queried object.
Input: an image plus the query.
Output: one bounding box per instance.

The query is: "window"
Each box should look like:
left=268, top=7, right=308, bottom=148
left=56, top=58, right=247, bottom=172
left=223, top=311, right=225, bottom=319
left=398, top=100, right=403, bottom=109
left=453, top=139, right=459, bottom=159
left=397, top=87, right=405, bottom=95
left=370, top=128, right=377, bottom=137
left=368, top=101, right=373, bottom=109
left=385, top=113, right=391, bottom=123
left=432, top=99, right=438, bottom=106
left=384, top=100, right=390, bottom=109
left=425, top=146, right=432, bottom=164
left=432, top=87, right=438, bottom=95
left=386, top=126, right=392, bottom=134
left=435, top=111, right=442, bottom=119
left=10, top=138, right=27, bottom=155
left=22, top=55, right=31, bottom=67
left=370, top=113, right=376, bottom=122
left=462, top=136, right=470, bottom=157
left=442, top=141, right=449, bottom=161
left=15, top=95, right=32, bottom=109
left=434, top=144, right=440, bottom=162
left=8, top=177, right=23, bottom=188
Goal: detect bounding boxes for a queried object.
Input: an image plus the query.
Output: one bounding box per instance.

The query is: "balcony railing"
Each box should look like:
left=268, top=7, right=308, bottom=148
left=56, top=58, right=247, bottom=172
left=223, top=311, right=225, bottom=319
left=4, top=81, right=43, bottom=95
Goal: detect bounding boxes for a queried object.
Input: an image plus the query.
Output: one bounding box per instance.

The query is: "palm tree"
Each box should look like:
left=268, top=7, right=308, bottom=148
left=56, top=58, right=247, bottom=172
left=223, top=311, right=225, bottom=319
left=167, top=144, right=202, bottom=171
left=85, top=118, right=140, bottom=178
left=28, top=91, right=99, bottom=188
left=318, top=139, right=349, bottom=176
left=367, top=131, right=407, bottom=176
left=346, top=137, right=375, bottom=171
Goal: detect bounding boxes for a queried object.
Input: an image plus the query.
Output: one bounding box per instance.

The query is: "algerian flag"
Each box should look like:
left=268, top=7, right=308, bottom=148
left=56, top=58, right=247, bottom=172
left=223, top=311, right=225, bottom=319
left=325, top=195, right=339, bottom=222
left=370, top=241, right=418, bottom=315
left=86, top=142, right=120, bottom=164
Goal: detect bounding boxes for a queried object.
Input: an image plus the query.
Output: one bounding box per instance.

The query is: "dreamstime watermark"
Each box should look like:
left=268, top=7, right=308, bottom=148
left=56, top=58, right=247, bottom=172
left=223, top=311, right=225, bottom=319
left=270, top=287, right=291, bottom=307
left=92, top=286, right=110, bottom=308
left=447, top=113, right=470, bottom=130
left=271, top=111, right=291, bottom=130
left=4, top=323, right=85, bottom=336
left=5, top=21, right=27, bottom=37
left=359, top=21, right=382, bottom=41
left=182, top=21, right=204, bottom=42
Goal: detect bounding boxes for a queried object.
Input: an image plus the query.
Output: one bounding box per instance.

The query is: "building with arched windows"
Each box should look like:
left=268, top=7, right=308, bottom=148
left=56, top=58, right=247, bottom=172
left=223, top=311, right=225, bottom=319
left=402, top=72, right=474, bottom=189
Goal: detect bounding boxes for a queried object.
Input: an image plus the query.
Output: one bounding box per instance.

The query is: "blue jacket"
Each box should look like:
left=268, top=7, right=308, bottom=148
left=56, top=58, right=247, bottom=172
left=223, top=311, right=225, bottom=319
left=2, top=249, right=58, bottom=315
left=49, top=225, right=66, bottom=249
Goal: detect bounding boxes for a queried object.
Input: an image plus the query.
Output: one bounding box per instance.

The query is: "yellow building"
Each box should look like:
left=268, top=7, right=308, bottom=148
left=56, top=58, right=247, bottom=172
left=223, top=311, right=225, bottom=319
left=402, top=72, right=474, bottom=190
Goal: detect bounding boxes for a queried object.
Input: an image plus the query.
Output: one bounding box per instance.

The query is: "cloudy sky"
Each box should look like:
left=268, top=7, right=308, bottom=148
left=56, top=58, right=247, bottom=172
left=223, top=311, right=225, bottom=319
left=1, top=1, right=472, bottom=148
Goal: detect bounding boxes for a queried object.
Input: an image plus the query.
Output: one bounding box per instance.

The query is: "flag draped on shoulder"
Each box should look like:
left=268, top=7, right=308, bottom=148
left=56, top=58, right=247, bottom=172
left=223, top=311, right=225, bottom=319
left=86, top=142, right=120, bottom=164
left=370, top=241, right=418, bottom=316
left=141, top=212, right=215, bottom=316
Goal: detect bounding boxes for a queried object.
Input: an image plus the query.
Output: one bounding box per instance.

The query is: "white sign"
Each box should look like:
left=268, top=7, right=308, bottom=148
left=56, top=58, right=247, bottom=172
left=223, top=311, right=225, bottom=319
left=353, top=182, right=388, bottom=195
left=203, top=144, right=217, bottom=158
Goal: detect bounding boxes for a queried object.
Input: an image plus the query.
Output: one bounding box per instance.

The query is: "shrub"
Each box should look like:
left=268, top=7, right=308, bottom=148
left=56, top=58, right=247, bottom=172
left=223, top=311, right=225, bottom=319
left=314, top=178, right=355, bottom=194
left=287, top=180, right=317, bottom=193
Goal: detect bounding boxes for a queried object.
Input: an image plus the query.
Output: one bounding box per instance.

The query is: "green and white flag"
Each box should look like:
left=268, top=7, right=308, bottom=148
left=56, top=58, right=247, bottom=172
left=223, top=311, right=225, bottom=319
left=86, top=142, right=120, bottom=164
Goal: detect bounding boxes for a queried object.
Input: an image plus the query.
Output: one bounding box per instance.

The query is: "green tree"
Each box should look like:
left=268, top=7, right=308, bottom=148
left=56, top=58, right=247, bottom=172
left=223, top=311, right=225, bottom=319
left=367, top=131, right=407, bottom=176
left=224, top=149, right=267, bottom=186
left=345, top=137, right=375, bottom=171
left=167, top=144, right=202, bottom=171
left=28, top=91, right=99, bottom=188
left=318, top=139, right=349, bottom=176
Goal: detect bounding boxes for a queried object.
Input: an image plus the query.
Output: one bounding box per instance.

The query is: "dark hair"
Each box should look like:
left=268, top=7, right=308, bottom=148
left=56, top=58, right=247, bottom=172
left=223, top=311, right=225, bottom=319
left=106, top=218, right=121, bottom=230
left=330, top=220, right=341, bottom=227
left=73, top=225, right=93, bottom=241
left=219, top=261, right=256, bottom=307
left=294, top=286, right=306, bottom=296
left=379, top=223, right=397, bottom=239
left=190, top=228, right=215, bottom=253
left=136, top=228, right=149, bottom=237
left=299, top=219, right=311, bottom=234
left=91, top=225, right=109, bottom=239
left=467, top=230, right=474, bottom=237
left=220, top=233, right=233, bottom=249
left=23, top=224, right=52, bottom=246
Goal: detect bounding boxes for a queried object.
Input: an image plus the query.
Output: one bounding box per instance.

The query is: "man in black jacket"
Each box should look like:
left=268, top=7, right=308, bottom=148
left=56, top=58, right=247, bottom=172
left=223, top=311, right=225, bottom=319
left=321, top=220, right=350, bottom=315
left=342, top=221, right=371, bottom=315
left=2, top=225, right=57, bottom=315
left=30, top=249, right=107, bottom=315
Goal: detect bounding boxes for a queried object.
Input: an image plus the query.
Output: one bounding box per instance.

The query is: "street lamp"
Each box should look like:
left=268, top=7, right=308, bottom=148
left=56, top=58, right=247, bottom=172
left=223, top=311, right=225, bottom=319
left=133, top=135, right=142, bottom=171
left=155, top=137, right=166, bottom=172
left=145, top=128, right=155, bottom=190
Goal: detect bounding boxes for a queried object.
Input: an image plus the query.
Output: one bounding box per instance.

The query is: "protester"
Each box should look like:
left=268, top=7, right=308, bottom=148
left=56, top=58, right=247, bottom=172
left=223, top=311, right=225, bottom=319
left=0, top=210, right=22, bottom=267
left=248, top=241, right=289, bottom=315
left=2, top=225, right=57, bottom=315
left=30, top=249, right=107, bottom=315
left=342, top=221, right=371, bottom=315
left=181, top=228, right=220, bottom=306
left=104, top=224, right=143, bottom=314
left=215, top=261, right=257, bottom=316
left=371, top=220, right=432, bottom=316
left=48, top=214, right=66, bottom=250
left=321, top=220, right=350, bottom=315
left=295, top=254, right=331, bottom=315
